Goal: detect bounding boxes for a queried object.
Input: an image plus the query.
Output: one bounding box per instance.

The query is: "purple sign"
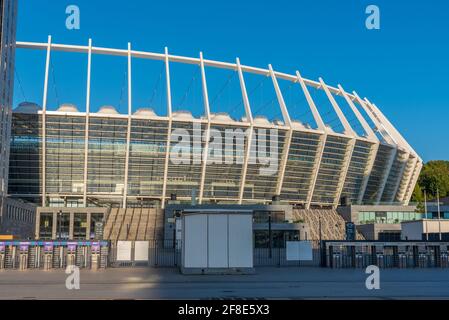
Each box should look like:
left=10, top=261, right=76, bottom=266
left=20, top=242, right=30, bottom=251
left=91, top=242, right=100, bottom=253
left=44, top=242, right=54, bottom=252
left=0, top=242, right=5, bottom=252
left=67, top=242, right=77, bottom=251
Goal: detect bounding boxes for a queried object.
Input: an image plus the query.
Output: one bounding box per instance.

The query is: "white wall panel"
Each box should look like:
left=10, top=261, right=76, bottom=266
left=207, top=214, right=228, bottom=268
left=228, top=214, right=253, bottom=268
left=183, top=214, right=208, bottom=268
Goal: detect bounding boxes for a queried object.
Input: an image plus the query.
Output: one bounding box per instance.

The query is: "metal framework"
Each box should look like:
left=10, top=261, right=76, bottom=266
left=12, top=38, right=422, bottom=208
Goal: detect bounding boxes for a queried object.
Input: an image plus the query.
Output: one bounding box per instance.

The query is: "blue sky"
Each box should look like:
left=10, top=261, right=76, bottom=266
left=13, top=0, right=449, bottom=161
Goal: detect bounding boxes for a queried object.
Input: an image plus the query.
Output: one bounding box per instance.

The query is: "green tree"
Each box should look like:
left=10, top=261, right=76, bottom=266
left=417, top=160, right=449, bottom=200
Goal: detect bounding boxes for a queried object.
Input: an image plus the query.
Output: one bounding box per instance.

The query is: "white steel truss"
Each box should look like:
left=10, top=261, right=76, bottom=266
left=237, top=58, right=254, bottom=204
left=82, top=38, right=92, bottom=206
left=41, top=36, right=52, bottom=207
left=13, top=38, right=422, bottom=208
left=161, top=47, right=173, bottom=209
left=198, top=52, right=211, bottom=204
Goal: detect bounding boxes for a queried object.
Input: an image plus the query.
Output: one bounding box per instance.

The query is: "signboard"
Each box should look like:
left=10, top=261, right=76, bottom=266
left=44, top=242, right=54, bottom=252
left=286, top=241, right=313, bottom=261
left=345, top=222, right=356, bottom=241
left=134, top=241, right=149, bottom=261
left=67, top=242, right=77, bottom=251
left=95, top=222, right=104, bottom=239
left=19, top=242, right=30, bottom=251
left=116, top=241, right=132, bottom=261
left=0, top=242, right=5, bottom=252
left=91, top=242, right=100, bottom=254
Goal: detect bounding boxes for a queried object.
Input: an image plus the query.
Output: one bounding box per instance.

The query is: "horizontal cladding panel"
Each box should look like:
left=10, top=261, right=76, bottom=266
left=281, top=131, right=320, bottom=202
left=311, top=135, right=351, bottom=204
left=242, top=128, right=287, bottom=201
left=363, top=144, right=395, bottom=203
left=203, top=125, right=246, bottom=200
left=341, top=140, right=375, bottom=203
left=381, top=150, right=409, bottom=202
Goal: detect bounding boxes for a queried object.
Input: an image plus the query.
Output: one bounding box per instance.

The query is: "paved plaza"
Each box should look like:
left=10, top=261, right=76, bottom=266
left=1, top=267, right=449, bottom=299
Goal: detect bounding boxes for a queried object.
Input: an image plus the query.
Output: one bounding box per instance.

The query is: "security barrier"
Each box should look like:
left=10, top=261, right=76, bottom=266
left=323, top=241, right=449, bottom=269
left=0, top=241, right=109, bottom=270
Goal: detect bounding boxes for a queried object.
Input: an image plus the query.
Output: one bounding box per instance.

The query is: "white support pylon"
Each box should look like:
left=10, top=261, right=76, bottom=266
left=198, top=52, right=211, bottom=204
left=41, top=35, right=52, bottom=207
left=122, top=42, right=132, bottom=208
left=161, top=47, right=173, bottom=209
left=237, top=58, right=254, bottom=204
left=83, top=38, right=92, bottom=207
left=268, top=64, right=293, bottom=197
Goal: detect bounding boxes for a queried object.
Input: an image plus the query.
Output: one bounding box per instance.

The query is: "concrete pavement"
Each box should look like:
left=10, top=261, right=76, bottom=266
left=1, top=267, right=449, bottom=299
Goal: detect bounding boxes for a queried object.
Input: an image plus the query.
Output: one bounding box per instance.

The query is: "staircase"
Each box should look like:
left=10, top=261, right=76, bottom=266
left=103, top=207, right=164, bottom=241
left=292, top=209, right=365, bottom=240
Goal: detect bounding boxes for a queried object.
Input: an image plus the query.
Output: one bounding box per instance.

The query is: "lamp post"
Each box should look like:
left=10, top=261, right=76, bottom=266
left=424, top=189, right=429, bottom=241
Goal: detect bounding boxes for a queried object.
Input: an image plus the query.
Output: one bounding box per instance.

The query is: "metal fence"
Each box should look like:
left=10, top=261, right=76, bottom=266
left=253, top=241, right=322, bottom=267
left=108, top=240, right=322, bottom=268
left=322, top=241, right=449, bottom=269
left=109, top=240, right=182, bottom=267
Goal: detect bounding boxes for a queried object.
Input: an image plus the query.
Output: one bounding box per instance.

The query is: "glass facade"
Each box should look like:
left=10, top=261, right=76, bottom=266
left=46, top=115, right=85, bottom=196
left=8, top=111, right=421, bottom=208
left=281, top=131, right=321, bottom=203
left=8, top=113, right=41, bottom=203
left=243, top=128, right=286, bottom=202
left=341, top=140, right=374, bottom=203
left=166, top=121, right=206, bottom=199
left=380, top=150, right=409, bottom=203
left=0, top=0, right=17, bottom=199
left=203, top=124, right=246, bottom=200
left=87, top=117, right=127, bottom=202
left=363, top=144, right=395, bottom=204
left=128, top=119, right=168, bottom=198
left=312, top=135, right=351, bottom=205
left=358, top=211, right=423, bottom=224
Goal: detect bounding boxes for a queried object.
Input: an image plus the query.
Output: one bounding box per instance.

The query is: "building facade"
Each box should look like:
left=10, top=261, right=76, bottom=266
left=9, top=39, right=423, bottom=210
left=0, top=0, right=18, bottom=219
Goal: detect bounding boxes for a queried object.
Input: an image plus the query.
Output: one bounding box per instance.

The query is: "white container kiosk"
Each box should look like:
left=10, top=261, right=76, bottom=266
left=181, top=209, right=254, bottom=274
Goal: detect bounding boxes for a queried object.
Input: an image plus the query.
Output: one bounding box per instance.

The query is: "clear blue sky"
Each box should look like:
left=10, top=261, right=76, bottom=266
left=13, top=0, right=449, bottom=161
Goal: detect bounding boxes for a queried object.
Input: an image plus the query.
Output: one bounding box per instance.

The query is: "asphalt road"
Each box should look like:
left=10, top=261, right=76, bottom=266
left=1, top=267, right=449, bottom=299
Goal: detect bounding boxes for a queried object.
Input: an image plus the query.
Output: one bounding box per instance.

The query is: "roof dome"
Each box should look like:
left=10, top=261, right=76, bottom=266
left=57, top=103, right=79, bottom=113
left=172, top=110, right=194, bottom=120
left=211, top=112, right=234, bottom=122
left=98, top=105, right=119, bottom=114
left=134, top=108, right=157, bottom=117
left=14, top=102, right=41, bottom=114
left=253, top=115, right=271, bottom=126
left=273, top=119, right=285, bottom=126
left=291, top=120, right=306, bottom=129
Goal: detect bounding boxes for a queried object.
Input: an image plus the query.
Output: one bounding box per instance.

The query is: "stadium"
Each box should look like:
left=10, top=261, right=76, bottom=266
left=9, top=37, right=422, bottom=211
left=0, top=35, right=432, bottom=271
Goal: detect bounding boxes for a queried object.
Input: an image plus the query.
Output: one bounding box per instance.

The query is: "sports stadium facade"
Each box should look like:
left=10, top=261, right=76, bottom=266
left=9, top=37, right=422, bottom=210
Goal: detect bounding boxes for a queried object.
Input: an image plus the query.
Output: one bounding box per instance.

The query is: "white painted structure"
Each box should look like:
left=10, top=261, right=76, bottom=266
left=181, top=210, right=253, bottom=274
left=402, top=220, right=449, bottom=241
left=12, top=38, right=422, bottom=209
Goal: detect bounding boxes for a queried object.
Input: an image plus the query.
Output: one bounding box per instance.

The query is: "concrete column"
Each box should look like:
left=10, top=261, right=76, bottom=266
left=35, top=210, right=41, bottom=239
left=52, top=212, right=57, bottom=240
left=69, top=212, right=74, bottom=240
left=86, top=212, right=91, bottom=240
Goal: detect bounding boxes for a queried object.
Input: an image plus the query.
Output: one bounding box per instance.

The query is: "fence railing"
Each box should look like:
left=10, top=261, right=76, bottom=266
left=108, top=239, right=322, bottom=268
